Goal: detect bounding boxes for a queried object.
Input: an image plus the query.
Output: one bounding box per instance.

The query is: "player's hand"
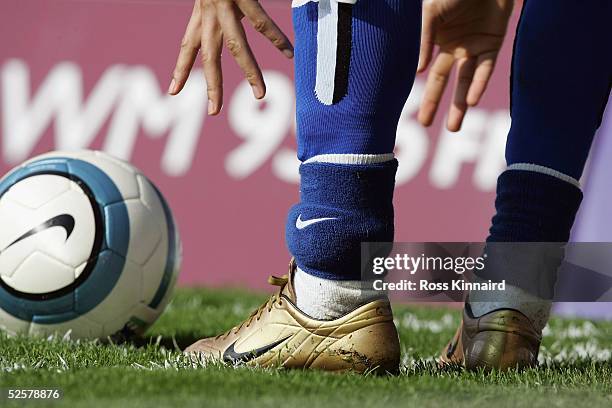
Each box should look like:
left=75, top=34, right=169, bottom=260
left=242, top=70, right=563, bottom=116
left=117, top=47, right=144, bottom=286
left=417, top=0, right=514, bottom=131
left=168, top=0, right=294, bottom=115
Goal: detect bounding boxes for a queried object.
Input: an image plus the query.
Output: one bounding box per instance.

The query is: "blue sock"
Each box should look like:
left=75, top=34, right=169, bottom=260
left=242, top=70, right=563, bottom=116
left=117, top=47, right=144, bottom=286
left=473, top=0, right=610, bottom=307
left=489, top=0, right=610, bottom=247
left=287, top=160, right=397, bottom=280
left=481, top=170, right=583, bottom=299
left=505, top=0, right=611, bottom=180
left=488, top=170, right=583, bottom=244
left=288, top=0, right=421, bottom=280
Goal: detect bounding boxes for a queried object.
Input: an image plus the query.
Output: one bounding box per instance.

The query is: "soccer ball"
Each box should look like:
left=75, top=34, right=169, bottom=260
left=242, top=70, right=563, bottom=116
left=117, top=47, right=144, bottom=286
left=0, top=150, right=181, bottom=339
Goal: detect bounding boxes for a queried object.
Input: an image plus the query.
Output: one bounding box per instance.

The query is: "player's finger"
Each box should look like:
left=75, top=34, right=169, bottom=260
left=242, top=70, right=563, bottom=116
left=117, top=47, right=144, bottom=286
left=447, top=57, right=477, bottom=132
left=236, top=0, right=294, bottom=58
left=201, top=9, right=224, bottom=115
left=215, top=1, right=265, bottom=99
left=169, top=2, right=202, bottom=95
left=417, top=1, right=437, bottom=73
left=418, top=51, right=455, bottom=127
left=466, top=52, right=497, bottom=106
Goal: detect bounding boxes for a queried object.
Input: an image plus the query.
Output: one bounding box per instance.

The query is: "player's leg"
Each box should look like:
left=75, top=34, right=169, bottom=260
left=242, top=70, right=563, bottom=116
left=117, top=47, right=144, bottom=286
left=288, top=0, right=420, bottom=320
left=186, top=0, right=422, bottom=373
left=443, top=0, right=612, bottom=370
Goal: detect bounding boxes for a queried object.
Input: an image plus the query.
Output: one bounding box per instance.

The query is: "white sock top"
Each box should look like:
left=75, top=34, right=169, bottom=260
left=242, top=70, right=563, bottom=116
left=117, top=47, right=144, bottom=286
left=293, top=267, right=386, bottom=320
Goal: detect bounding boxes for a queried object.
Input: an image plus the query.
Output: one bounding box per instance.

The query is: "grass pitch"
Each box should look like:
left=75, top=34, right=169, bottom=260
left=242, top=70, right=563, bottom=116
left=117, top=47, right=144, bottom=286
left=1, top=288, right=611, bottom=407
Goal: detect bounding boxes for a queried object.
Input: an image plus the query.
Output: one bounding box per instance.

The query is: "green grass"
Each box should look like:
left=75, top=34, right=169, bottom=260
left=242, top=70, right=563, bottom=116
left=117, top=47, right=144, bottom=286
left=1, top=288, right=611, bottom=407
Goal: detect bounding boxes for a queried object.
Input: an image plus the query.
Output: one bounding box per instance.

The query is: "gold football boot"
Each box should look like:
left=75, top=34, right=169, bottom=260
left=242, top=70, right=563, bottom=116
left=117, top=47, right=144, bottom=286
left=185, top=259, right=400, bottom=374
left=441, top=304, right=541, bottom=370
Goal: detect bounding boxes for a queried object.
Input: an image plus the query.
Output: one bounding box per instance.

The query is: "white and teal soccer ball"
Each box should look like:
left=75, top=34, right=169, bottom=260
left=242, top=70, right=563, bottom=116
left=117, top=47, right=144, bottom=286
left=0, top=150, right=181, bottom=339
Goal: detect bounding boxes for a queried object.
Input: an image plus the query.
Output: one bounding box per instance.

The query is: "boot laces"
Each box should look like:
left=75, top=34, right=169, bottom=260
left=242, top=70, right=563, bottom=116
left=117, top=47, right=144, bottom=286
left=216, top=275, right=288, bottom=340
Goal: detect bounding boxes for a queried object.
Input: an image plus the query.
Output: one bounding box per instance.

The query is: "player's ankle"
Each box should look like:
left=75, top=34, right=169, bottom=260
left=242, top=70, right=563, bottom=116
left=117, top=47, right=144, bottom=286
left=293, top=267, right=385, bottom=320
left=468, top=278, right=551, bottom=333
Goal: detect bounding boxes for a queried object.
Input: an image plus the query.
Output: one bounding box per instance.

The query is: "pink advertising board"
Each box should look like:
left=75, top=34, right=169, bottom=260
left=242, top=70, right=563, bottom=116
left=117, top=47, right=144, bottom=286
left=0, top=0, right=549, bottom=289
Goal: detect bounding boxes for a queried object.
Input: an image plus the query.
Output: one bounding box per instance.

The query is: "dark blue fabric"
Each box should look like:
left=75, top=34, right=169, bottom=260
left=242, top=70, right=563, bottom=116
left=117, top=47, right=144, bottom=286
left=286, top=160, right=397, bottom=280
left=287, top=0, right=419, bottom=280
left=482, top=170, right=583, bottom=297
left=506, top=0, right=611, bottom=179
left=488, top=170, right=583, bottom=243
left=292, top=0, right=421, bottom=160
